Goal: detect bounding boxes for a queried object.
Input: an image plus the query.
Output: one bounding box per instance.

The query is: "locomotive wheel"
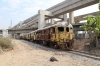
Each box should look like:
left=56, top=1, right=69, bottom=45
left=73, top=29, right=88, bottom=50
left=49, top=43, right=54, bottom=48
left=49, top=43, right=59, bottom=49
left=69, top=42, right=73, bottom=49
left=59, top=44, right=66, bottom=50
left=53, top=44, right=59, bottom=49
left=66, top=40, right=74, bottom=50
left=42, top=41, right=47, bottom=46
left=37, top=40, right=40, bottom=44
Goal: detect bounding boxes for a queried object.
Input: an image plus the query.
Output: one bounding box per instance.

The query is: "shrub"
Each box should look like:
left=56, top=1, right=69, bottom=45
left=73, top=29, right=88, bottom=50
left=0, top=37, right=13, bottom=52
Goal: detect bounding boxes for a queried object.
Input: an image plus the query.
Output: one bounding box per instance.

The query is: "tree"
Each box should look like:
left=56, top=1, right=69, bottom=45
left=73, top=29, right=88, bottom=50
left=81, top=15, right=96, bottom=47
left=81, top=1, right=100, bottom=48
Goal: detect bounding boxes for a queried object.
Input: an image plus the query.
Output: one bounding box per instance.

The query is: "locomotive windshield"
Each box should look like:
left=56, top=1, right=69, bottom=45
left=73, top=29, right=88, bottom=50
left=58, top=27, right=64, bottom=32
left=66, top=27, right=69, bottom=32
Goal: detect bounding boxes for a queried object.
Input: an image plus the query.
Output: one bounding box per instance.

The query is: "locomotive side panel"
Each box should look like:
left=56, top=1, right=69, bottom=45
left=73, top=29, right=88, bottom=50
left=30, top=32, right=34, bottom=41
left=50, top=27, right=56, bottom=42
left=28, top=33, right=31, bottom=40
left=34, top=32, right=37, bottom=41
left=40, top=30, right=44, bottom=41
left=44, top=29, right=50, bottom=41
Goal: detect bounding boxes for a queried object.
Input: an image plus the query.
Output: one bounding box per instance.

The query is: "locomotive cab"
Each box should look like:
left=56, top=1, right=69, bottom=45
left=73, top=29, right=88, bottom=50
left=53, top=22, right=74, bottom=49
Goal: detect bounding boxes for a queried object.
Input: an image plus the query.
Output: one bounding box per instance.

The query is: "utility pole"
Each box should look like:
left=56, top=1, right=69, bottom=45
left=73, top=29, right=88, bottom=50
left=10, top=20, right=12, bottom=28
left=9, top=20, right=12, bottom=29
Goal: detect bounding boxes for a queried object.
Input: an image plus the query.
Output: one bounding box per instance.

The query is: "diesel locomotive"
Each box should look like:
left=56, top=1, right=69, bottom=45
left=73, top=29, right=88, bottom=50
left=20, top=22, right=74, bottom=50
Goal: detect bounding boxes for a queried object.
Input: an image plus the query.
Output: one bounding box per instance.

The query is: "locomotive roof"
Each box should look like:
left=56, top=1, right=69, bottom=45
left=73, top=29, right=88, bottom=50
left=30, top=21, right=73, bottom=33
left=38, top=21, right=73, bottom=30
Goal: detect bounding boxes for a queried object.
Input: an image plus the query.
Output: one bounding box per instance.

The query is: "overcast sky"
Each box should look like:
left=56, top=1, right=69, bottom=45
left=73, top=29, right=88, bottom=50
left=0, top=0, right=99, bottom=29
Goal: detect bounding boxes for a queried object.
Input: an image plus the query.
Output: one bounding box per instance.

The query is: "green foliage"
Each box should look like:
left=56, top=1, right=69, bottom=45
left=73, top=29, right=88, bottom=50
left=0, top=37, right=13, bottom=52
left=80, top=15, right=95, bottom=36
left=81, top=15, right=100, bottom=34
left=80, top=14, right=100, bottom=48
left=99, top=0, right=100, bottom=10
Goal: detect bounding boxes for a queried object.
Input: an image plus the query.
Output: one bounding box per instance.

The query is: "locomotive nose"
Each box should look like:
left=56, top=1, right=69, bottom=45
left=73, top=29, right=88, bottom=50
left=67, top=33, right=73, bottom=40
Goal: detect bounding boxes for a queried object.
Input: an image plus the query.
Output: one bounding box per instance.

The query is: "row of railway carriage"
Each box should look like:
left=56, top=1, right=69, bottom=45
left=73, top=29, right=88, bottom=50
left=20, top=22, right=74, bottom=50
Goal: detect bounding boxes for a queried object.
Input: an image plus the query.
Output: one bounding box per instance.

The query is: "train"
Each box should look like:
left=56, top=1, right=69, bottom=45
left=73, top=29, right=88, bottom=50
left=20, top=21, right=74, bottom=50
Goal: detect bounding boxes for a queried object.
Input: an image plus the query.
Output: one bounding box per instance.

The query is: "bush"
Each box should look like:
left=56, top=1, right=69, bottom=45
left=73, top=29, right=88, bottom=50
left=0, top=37, right=13, bottom=52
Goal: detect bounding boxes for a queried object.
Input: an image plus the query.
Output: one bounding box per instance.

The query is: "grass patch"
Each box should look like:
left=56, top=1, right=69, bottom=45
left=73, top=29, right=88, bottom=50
left=0, top=37, right=13, bottom=52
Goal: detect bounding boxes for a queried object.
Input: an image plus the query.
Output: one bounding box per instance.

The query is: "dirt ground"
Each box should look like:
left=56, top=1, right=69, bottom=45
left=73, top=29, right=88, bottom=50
left=0, top=39, right=100, bottom=66
left=73, top=39, right=100, bottom=55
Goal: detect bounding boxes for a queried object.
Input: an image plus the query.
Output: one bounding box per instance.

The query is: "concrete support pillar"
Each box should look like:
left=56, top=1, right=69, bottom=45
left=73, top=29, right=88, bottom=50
left=46, top=20, right=49, bottom=24
left=20, top=21, right=22, bottom=28
left=63, top=13, right=67, bottom=22
left=51, top=18, right=54, bottom=24
left=17, top=25, right=19, bottom=29
left=38, top=10, right=45, bottom=29
left=13, top=33, right=20, bottom=39
left=2, top=30, right=8, bottom=38
left=38, top=10, right=53, bottom=29
left=69, top=11, right=74, bottom=24
left=13, top=34, right=16, bottom=39
left=17, top=33, right=20, bottom=39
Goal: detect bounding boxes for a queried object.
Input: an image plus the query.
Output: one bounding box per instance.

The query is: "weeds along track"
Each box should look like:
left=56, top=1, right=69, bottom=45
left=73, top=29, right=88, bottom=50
left=68, top=50, right=100, bottom=60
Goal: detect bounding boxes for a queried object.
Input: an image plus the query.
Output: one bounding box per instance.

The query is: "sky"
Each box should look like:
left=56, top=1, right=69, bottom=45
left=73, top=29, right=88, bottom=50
left=0, top=0, right=99, bottom=29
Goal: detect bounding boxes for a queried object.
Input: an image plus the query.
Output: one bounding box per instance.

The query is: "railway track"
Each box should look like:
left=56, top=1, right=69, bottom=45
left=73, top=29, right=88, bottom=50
left=22, top=39, right=100, bottom=61
left=45, top=43, right=100, bottom=61
left=68, top=50, right=100, bottom=60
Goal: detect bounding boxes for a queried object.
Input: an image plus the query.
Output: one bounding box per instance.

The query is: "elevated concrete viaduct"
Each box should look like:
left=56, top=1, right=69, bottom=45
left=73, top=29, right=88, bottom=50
left=7, top=0, right=99, bottom=38
left=74, top=11, right=100, bottom=23
left=12, top=0, right=99, bottom=29
left=8, top=28, right=37, bottom=38
left=0, top=28, right=37, bottom=38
